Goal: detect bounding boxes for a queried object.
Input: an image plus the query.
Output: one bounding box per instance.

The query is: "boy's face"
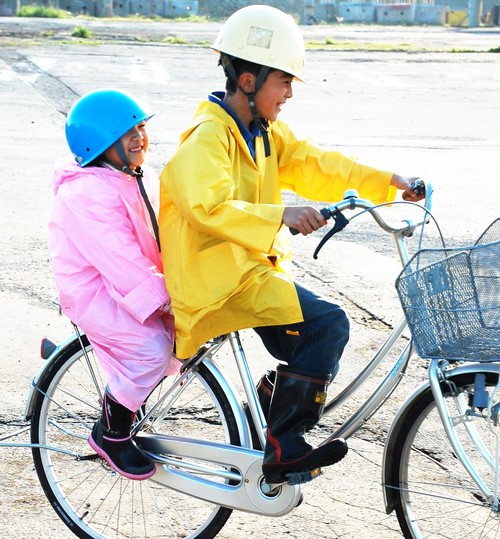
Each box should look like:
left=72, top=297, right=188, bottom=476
left=105, top=121, right=149, bottom=169
left=255, top=70, right=294, bottom=122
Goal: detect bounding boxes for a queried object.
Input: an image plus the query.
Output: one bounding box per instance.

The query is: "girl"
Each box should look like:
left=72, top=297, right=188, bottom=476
left=48, top=88, right=177, bottom=480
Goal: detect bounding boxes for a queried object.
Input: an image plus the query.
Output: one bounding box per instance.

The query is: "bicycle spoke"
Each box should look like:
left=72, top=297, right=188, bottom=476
left=31, top=341, right=239, bottom=538
left=389, top=370, right=500, bottom=538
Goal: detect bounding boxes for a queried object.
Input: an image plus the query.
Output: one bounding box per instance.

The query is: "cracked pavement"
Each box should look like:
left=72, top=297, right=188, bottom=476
left=0, top=18, right=499, bottom=538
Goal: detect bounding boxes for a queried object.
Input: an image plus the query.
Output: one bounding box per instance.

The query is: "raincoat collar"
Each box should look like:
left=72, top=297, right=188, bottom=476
left=52, top=157, right=134, bottom=196
left=208, top=91, right=261, bottom=159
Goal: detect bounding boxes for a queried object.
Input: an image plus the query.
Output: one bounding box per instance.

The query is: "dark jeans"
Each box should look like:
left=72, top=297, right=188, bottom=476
left=253, top=282, right=350, bottom=378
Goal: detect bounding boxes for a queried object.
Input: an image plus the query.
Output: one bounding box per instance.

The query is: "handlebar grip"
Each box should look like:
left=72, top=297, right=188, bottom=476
left=402, top=179, right=425, bottom=200
left=289, top=208, right=331, bottom=236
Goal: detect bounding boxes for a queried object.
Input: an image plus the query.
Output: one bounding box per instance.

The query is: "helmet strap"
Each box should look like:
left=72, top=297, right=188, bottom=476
left=134, top=167, right=161, bottom=253
left=246, top=92, right=270, bottom=158
left=221, top=54, right=271, bottom=157
left=113, top=139, right=132, bottom=173
left=247, top=65, right=271, bottom=157
left=109, top=139, right=161, bottom=252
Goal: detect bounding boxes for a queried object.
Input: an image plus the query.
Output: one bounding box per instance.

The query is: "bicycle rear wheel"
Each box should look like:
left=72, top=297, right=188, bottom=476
left=388, top=369, right=500, bottom=538
left=30, top=338, right=240, bottom=539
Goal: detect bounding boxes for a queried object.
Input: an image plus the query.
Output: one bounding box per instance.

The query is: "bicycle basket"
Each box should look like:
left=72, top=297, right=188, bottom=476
left=396, top=225, right=500, bottom=361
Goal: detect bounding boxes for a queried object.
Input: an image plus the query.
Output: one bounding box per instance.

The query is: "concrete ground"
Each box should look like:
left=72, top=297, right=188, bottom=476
left=0, top=17, right=499, bottom=539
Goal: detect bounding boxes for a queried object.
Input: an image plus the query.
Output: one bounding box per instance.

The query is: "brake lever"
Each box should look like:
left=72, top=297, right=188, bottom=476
left=289, top=208, right=331, bottom=236
left=313, top=210, right=349, bottom=259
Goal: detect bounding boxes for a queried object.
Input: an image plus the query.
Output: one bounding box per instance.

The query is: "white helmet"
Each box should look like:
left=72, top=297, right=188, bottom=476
left=211, top=4, right=305, bottom=82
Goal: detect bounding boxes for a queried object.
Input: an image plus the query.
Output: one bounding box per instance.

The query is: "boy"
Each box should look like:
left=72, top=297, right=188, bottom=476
left=159, top=5, right=423, bottom=485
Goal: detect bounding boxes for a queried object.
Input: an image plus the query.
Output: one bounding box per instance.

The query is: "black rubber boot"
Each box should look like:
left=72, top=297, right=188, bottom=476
left=244, top=370, right=275, bottom=449
left=88, top=391, right=156, bottom=480
left=256, top=369, right=275, bottom=420
left=262, top=365, right=348, bottom=485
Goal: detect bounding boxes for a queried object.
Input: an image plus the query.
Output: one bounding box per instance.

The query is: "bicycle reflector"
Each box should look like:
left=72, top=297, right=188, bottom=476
left=40, top=338, right=57, bottom=359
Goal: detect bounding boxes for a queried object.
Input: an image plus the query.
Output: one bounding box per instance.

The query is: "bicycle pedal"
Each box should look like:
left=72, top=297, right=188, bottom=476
left=286, top=467, right=322, bottom=485
left=78, top=453, right=101, bottom=462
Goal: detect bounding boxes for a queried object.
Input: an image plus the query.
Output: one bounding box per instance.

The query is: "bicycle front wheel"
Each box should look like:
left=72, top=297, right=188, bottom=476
left=30, top=339, right=240, bottom=539
left=389, top=369, right=500, bottom=538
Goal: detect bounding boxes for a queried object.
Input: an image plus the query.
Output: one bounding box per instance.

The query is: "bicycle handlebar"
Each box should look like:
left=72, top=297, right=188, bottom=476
left=290, top=179, right=432, bottom=235
left=290, top=179, right=434, bottom=259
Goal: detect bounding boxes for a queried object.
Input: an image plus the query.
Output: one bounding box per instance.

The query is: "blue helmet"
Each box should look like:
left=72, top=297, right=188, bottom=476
left=65, top=88, right=154, bottom=167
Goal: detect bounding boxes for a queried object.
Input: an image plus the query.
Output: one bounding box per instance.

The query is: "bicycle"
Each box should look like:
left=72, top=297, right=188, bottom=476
left=20, top=181, right=500, bottom=538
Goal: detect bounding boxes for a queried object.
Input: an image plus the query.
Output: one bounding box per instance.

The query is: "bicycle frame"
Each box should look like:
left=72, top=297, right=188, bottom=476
left=3, top=180, right=499, bottom=539
left=19, top=185, right=439, bottom=517
left=25, top=181, right=499, bottom=521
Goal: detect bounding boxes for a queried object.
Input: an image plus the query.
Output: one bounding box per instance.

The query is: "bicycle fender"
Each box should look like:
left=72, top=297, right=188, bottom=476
left=382, top=361, right=500, bottom=514
left=24, top=333, right=88, bottom=421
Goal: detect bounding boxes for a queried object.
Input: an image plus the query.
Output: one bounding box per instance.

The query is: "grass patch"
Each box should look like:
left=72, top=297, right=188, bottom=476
left=71, top=26, right=92, bottom=38
left=160, top=15, right=208, bottom=23
left=163, top=35, right=188, bottom=45
left=17, top=5, right=70, bottom=18
left=307, top=37, right=420, bottom=52
left=306, top=37, right=490, bottom=53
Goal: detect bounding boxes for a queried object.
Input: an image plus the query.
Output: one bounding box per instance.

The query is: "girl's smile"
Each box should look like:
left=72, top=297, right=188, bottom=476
left=105, top=121, right=149, bottom=169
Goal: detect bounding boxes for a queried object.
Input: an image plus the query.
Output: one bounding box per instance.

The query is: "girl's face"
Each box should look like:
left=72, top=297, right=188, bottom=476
left=255, top=70, right=294, bottom=122
left=105, top=121, right=149, bottom=170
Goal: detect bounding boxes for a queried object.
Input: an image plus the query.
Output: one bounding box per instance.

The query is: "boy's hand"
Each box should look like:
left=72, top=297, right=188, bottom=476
left=391, top=174, right=425, bottom=202
left=283, top=206, right=327, bottom=236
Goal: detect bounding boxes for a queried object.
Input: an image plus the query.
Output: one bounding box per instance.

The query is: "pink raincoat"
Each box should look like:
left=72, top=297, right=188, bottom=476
left=48, top=158, right=178, bottom=412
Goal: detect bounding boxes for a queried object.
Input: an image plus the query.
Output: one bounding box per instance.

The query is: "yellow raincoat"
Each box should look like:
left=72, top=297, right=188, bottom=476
left=159, top=99, right=396, bottom=358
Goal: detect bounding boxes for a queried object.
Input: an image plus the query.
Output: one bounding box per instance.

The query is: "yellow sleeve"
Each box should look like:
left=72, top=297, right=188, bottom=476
left=272, top=120, right=396, bottom=204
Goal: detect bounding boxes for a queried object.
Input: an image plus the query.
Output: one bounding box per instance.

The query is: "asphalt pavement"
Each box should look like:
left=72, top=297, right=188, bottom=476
left=2, top=16, right=499, bottom=308
left=0, top=17, right=499, bottom=539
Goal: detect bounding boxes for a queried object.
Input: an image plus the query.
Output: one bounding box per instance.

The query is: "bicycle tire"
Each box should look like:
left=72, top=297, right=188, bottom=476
left=30, top=339, right=240, bottom=539
left=388, top=369, right=500, bottom=538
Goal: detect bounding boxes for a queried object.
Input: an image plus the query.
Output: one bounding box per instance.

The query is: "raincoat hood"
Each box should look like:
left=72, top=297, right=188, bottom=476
left=52, top=157, right=126, bottom=196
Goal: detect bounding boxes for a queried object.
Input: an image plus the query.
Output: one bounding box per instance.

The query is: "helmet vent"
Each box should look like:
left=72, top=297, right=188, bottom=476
left=247, top=26, right=273, bottom=49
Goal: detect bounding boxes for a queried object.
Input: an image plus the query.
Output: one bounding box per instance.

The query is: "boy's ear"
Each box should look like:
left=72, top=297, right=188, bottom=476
left=238, top=72, right=256, bottom=94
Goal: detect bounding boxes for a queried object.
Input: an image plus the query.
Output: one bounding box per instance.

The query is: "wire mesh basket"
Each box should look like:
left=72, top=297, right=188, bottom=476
left=396, top=219, right=500, bottom=361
